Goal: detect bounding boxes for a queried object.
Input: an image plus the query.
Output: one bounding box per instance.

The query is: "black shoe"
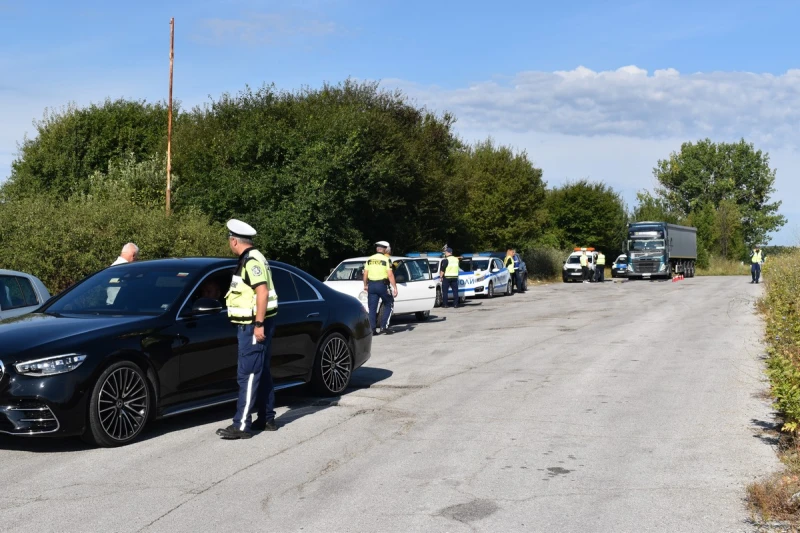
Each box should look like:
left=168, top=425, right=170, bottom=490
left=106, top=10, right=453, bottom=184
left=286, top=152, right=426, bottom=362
left=383, top=328, right=394, bottom=335
left=251, top=419, right=278, bottom=432
left=216, top=424, right=253, bottom=439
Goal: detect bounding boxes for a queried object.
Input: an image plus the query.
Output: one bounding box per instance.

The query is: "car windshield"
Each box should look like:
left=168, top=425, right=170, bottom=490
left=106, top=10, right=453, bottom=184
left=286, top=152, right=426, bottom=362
left=629, top=239, right=665, bottom=251
left=470, top=259, right=491, bottom=271
left=44, top=266, right=199, bottom=316
left=567, top=256, right=581, bottom=264
left=328, top=262, right=364, bottom=281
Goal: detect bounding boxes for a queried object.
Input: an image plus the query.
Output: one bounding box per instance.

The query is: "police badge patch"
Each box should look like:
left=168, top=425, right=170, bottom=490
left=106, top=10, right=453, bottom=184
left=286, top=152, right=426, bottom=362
left=251, top=265, right=263, bottom=277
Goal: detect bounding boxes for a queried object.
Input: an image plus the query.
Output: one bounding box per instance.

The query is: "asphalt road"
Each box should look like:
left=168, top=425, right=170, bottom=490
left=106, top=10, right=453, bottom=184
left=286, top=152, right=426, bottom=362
left=0, top=276, right=778, bottom=532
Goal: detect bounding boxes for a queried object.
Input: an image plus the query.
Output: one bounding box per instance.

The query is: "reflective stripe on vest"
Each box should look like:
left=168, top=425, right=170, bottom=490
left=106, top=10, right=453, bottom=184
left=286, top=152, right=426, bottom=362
left=225, top=251, right=278, bottom=324
left=365, top=253, right=390, bottom=281
left=444, top=256, right=459, bottom=278
left=504, top=256, right=515, bottom=273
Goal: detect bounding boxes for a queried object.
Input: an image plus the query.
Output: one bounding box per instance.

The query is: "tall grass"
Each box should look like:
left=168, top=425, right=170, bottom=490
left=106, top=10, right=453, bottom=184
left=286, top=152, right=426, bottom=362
left=696, top=255, right=751, bottom=276
left=748, top=250, right=800, bottom=523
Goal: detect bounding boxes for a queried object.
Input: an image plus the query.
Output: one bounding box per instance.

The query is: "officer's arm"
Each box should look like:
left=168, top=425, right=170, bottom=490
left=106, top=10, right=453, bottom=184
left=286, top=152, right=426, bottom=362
left=363, top=265, right=369, bottom=290
left=388, top=268, right=397, bottom=291
left=254, top=284, right=267, bottom=323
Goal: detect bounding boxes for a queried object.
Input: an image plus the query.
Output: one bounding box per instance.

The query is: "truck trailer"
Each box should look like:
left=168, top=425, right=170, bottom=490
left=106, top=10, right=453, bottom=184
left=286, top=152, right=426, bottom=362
left=625, top=221, right=697, bottom=279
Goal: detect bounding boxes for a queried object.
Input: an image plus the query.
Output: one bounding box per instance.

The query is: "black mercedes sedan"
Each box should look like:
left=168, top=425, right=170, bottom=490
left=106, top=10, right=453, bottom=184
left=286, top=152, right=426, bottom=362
left=0, top=258, right=371, bottom=447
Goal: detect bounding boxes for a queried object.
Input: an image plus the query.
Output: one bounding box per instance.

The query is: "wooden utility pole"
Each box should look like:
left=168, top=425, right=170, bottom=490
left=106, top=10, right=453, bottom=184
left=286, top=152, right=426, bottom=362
left=166, top=17, right=174, bottom=215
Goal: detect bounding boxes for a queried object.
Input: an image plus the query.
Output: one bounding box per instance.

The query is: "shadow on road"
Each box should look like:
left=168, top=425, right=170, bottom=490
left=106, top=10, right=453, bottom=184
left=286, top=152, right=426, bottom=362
left=0, top=366, right=393, bottom=453
left=750, top=418, right=781, bottom=447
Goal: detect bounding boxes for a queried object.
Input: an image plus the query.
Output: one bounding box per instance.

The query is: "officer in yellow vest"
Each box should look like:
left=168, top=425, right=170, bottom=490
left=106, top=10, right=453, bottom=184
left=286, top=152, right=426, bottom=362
left=751, top=246, right=763, bottom=284
left=595, top=251, right=606, bottom=282
left=363, top=241, right=398, bottom=335
left=216, top=219, right=279, bottom=440
left=504, top=249, right=517, bottom=292
left=439, top=247, right=461, bottom=308
left=579, top=251, right=589, bottom=283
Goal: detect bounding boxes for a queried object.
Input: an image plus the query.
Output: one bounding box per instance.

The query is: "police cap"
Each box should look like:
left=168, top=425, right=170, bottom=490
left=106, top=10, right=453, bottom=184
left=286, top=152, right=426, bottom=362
left=227, top=219, right=257, bottom=239
left=375, top=240, right=390, bottom=249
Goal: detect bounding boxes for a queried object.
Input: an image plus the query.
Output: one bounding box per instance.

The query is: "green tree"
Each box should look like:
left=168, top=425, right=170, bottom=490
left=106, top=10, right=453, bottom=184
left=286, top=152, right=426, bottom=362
left=632, top=190, right=682, bottom=224
left=653, top=139, right=785, bottom=245
left=542, top=180, right=628, bottom=257
left=454, top=139, right=547, bottom=250
left=714, top=198, right=744, bottom=259
left=2, top=99, right=169, bottom=200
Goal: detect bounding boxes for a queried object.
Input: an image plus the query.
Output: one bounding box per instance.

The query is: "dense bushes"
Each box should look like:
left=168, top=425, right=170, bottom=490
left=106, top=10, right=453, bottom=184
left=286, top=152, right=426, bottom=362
left=762, top=252, right=800, bottom=432
left=521, top=247, right=566, bottom=280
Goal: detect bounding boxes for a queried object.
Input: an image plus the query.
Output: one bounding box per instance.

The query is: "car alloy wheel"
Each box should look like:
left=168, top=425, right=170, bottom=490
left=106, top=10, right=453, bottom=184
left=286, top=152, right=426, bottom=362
left=313, top=333, right=353, bottom=396
left=487, top=282, right=494, bottom=298
left=435, top=287, right=443, bottom=307
left=87, top=361, right=151, bottom=447
left=505, top=280, right=512, bottom=296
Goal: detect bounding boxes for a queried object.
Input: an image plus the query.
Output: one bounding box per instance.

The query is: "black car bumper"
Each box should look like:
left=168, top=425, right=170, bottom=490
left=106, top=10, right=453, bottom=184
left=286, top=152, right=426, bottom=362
left=0, top=369, right=91, bottom=437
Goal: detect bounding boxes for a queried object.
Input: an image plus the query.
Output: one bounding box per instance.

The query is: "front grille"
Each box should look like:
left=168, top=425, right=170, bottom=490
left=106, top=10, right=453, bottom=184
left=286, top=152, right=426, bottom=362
left=633, top=260, right=660, bottom=273
left=0, top=402, right=60, bottom=434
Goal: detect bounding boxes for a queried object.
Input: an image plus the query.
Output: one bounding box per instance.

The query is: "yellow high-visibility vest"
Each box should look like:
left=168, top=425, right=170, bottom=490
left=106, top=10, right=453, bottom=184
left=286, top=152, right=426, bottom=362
left=751, top=251, right=762, bottom=264
left=504, top=256, right=515, bottom=273
left=444, top=256, right=460, bottom=278
left=579, top=254, right=588, bottom=267
left=596, top=253, right=606, bottom=266
left=225, top=249, right=278, bottom=324
left=365, top=253, right=391, bottom=281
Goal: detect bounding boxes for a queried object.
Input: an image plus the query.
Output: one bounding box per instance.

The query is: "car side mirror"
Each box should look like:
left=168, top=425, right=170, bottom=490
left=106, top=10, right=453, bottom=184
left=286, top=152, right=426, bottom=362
left=492, top=268, right=499, bottom=273
left=191, top=298, right=223, bottom=315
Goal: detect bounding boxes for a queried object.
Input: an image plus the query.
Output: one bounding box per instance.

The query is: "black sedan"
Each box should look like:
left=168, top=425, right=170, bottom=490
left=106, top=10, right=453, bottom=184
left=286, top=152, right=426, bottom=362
left=0, top=258, right=371, bottom=447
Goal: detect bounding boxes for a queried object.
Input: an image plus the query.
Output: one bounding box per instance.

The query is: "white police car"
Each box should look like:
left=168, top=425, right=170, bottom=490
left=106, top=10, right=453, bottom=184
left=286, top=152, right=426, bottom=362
left=611, top=254, right=628, bottom=278
left=458, top=253, right=512, bottom=298
left=324, top=256, right=437, bottom=321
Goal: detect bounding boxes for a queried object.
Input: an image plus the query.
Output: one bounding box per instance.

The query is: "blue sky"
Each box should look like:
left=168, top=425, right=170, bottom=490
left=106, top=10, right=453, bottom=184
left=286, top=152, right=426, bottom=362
left=2, top=0, right=800, bottom=243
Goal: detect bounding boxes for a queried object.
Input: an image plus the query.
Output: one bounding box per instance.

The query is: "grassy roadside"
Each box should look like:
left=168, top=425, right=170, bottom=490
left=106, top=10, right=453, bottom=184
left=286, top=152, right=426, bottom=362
left=696, top=256, right=751, bottom=276
left=747, top=250, right=800, bottom=526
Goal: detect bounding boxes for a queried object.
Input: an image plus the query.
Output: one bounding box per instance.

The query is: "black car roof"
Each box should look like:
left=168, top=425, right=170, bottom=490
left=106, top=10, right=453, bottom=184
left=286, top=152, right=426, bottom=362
left=112, top=257, right=311, bottom=278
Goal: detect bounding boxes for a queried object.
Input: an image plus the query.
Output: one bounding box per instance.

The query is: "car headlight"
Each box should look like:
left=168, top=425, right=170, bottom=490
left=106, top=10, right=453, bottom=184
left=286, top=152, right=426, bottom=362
left=14, top=354, right=87, bottom=376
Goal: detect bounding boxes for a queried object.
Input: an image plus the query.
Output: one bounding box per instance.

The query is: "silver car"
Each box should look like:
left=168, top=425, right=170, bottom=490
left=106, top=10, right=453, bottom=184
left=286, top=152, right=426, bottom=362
left=0, top=269, right=51, bottom=320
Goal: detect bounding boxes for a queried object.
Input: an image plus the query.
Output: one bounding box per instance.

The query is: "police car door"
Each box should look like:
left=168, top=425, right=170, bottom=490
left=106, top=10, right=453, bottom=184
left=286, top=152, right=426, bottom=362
left=493, top=258, right=510, bottom=290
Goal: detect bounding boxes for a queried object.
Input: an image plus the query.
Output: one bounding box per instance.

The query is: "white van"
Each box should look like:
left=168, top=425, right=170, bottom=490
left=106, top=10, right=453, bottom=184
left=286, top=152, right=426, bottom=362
left=562, top=248, right=597, bottom=283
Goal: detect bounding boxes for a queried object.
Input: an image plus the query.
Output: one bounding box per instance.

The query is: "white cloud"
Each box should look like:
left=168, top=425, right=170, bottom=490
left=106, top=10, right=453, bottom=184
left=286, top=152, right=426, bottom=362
left=385, top=66, right=800, bottom=244
left=388, top=66, right=800, bottom=149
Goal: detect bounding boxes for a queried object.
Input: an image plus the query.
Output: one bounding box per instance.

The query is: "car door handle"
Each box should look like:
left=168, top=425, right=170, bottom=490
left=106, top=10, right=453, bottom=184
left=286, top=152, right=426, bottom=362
left=307, top=312, right=320, bottom=318
left=428, top=285, right=436, bottom=289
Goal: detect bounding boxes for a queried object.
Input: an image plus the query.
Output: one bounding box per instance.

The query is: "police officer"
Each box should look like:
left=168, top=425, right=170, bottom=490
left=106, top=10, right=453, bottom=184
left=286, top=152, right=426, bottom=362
left=504, top=249, right=517, bottom=292
left=511, top=248, right=525, bottom=293
left=439, top=247, right=460, bottom=308
left=580, top=251, right=589, bottom=283
left=595, top=251, right=606, bottom=282
left=751, top=246, right=764, bottom=284
left=216, top=220, right=279, bottom=440
left=363, top=241, right=398, bottom=335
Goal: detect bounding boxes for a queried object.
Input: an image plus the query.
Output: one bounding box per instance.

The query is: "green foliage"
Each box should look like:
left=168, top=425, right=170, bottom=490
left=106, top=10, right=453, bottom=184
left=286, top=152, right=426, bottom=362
left=4, top=99, right=169, bottom=200
left=454, top=139, right=547, bottom=250
left=652, top=138, right=786, bottom=246
left=541, top=180, right=628, bottom=258
left=761, top=251, right=800, bottom=433
left=0, top=191, right=226, bottom=293
left=172, top=81, right=461, bottom=276
left=520, top=247, right=566, bottom=280
left=631, top=190, right=682, bottom=224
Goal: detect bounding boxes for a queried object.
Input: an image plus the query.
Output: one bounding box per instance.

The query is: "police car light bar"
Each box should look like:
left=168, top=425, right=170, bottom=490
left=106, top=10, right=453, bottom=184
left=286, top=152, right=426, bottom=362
left=461, top=253, right=474, bottom=258
left=478, top=252, right=493, bottom=256
left=406, top=252, right=422, bottom=257
left=426, top=252, right=444, bottom=257
left=573, top=247, right=596, bottom=251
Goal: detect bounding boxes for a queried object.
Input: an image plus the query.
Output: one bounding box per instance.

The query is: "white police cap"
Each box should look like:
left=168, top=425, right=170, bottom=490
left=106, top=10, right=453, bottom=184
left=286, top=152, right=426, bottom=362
left=375, top=240, right=390, bottom=248
left=227, top=219, right=257, bottom=239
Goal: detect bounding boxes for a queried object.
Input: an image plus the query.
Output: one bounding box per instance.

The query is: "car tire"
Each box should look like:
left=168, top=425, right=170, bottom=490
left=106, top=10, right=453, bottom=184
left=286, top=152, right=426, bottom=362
left=487, top=282, right=494, bottom=298
left=415, top=310, right=430, bottom=321
left=312, top=333, right=353, bottom=396
left=85, top=360, right=151, bottom=448
left=435, top=287, right=443, bottom=308
left=522, top=275, right=528, bottom=291
left=505, top=280, right=512, bottom=296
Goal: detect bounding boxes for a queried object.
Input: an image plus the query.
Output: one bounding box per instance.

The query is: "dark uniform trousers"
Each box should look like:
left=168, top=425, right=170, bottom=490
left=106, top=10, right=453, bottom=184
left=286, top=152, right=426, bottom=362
left=582, top=266, right=589, bottom=281
left=751, top=263, right=761, bottom=282
left=442, top=277, right=459, bottom=308
left=513, top=271, right=524, bottom=292
left=367, top=280, right=394, bottom=329
left=595, top=265, right=605, bottom=282
left=233, top=317, right=276, bottom=431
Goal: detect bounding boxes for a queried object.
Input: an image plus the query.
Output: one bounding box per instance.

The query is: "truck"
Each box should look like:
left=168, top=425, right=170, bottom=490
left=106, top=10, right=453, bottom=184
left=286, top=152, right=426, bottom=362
left=625, top=221, right=697, bottom=279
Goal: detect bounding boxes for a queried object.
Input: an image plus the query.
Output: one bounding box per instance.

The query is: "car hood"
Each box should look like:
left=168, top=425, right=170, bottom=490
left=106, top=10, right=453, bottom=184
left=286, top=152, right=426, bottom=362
left=0, top=313, right=157, bottom=362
